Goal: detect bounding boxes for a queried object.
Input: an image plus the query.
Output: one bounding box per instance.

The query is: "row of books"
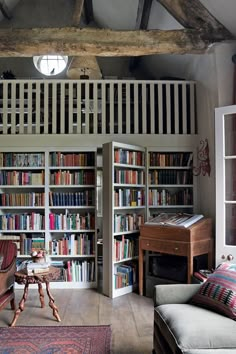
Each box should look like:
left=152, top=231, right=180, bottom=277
left=114, top=213, right=144, bottom=233
left=149, top=152, right=193, bottom=167
left=148, top=188, right=193, bottom=206
left=114, top=235, right=138, bottom=261
left=49, top=170, right=95, bottom=185
left=0, top=192, right=45, bottom=207
left=0, top=153, right=45, bottom=168
left=62, top=260, right=95, bottom=282
left=49, top=191, right=95, bottom=207
left=0, top=213, right=45, bottom=230
left=21, top=235, right=45, bottom=255
left=114, top=169, right=144, bottom=185
left=49, top=212, right=95, bottom=230
left=148, top=170, right=193, bottom=185
left=114, top=189, right=145, bottom=207
left=0, top=171, right=44, bottom=185
left=114, top=262, right=137, bottom=289
left=49, top=233, right=95, bottom=256
left=114, top=149, right=144, bottom=167
left=49, top=152, right=95, bottom=167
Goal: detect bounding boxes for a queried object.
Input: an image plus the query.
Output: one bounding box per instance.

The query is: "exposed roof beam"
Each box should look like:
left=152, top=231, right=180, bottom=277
left=0, top=27, right=233, bottom=57
left=72, top=0, right=84, bottom=26
left=84, top=0, right=94, bottom=25
left=0, top=0, right=12, bottom=20
left=130, top=0, right=153, bottom=71
left=135, top=0, right=153, bottom=30
left=157, top=0, right=232, bottom=35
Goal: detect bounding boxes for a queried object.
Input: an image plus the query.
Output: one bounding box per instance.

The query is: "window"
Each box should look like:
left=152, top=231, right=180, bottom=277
left=33, top=55, right=68, bottom=76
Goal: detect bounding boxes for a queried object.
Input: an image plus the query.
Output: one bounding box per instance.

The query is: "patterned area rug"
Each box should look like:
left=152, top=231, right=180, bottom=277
left=0, top=325, right=112, bottom=354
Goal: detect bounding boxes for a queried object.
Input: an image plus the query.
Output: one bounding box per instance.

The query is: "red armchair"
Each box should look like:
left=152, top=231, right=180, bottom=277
left=0, top=241, right=17, bottom=311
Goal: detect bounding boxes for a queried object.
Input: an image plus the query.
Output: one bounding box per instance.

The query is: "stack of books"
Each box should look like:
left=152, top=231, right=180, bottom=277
left=27, top=262, right=50, bottom=275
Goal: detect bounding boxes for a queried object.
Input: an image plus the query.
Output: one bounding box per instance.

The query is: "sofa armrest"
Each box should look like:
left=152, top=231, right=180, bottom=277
left=153, top=284, right=201, bottom=307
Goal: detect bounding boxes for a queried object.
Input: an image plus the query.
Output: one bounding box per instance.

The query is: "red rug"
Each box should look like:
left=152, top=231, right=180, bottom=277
left=0, top=325, right=112, bottom=354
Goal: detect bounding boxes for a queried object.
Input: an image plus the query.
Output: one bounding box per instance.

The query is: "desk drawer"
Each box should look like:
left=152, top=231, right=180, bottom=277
left=140, top=239, right=188, bottom=256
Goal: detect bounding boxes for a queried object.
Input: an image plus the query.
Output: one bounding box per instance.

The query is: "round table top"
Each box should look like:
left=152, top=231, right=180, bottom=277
left=15, top=266, right=61, bottom=285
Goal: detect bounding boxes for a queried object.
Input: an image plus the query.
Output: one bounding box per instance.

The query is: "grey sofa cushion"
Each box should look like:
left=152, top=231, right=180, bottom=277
left=155, top=303, right=236, bottom=353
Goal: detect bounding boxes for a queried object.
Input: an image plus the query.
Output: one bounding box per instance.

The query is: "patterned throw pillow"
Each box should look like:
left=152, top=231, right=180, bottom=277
left=190, top=264, right=236, bottom=320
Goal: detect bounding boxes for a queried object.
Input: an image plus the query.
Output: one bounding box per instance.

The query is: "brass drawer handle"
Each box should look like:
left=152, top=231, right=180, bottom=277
left=146, top=243, right=150, bottom=246
left=174, top=247, right=179, bottom=251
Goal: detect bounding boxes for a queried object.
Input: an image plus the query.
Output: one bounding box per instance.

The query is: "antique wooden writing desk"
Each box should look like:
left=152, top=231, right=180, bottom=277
left=139, top=218, right=213, bottom=296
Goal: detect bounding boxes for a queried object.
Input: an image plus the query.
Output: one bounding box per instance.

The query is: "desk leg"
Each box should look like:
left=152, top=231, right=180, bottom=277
left=38, top=283, right=45, bottom=308
left=10, top=283, right=29, bottom=327
left=139, top=246, right=144, bottom=296
left=45, top=281, right=61, bottom=322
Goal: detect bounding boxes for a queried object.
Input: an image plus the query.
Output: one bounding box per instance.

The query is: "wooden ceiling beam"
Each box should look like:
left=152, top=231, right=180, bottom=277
left=157, top=0, right=232, bottom=35
left=0, top=0, right=12, bottom=20
left=84, top=0, right=94, bottom=25
left=0, top=27, right=233, bottom=57
left=130, top=0, right=153, bottom=72
left=72, top=0, right=84, bottom=26
left=135, top=0, right=153, bottom=30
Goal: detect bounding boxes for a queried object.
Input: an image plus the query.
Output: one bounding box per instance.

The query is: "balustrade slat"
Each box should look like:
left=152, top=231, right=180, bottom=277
left=134, top=83, right=139, bottom=134
left=2, top=83, right=8, bottom=134
left=182, top=84, right=187, bottom=134
left=60, top=82, right=65, bottom=134
left=142, top=83, right=147, bottom=134
left=44, top=82, right=49, bottom=134
left=76, top=82, right=81, bottom=134
left=126, top=83, right=131, bottom=134
left=150, top=83, right=155, bottom=134
left=109, top=83, right=114, bottom=134
left=11, top=82, right=16, bottom=135
left=190, top=82, right=195, bottom=134
left=52, top=82, right=57, bottom=134
left=68, top=82, right=73, bottom=134
left=174, top=83, right=179, bottom=134
left=101, top=82, right=106, bottom=134
left=158, top=83, right=163, bottom=134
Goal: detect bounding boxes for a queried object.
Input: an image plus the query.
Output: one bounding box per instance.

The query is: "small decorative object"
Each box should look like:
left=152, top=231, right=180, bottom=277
left=193, top=138, right=211, bottom=177
left=31, top=249, right=47, bottom=264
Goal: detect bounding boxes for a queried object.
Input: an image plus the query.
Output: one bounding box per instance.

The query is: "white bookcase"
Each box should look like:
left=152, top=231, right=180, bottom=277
left=0, top=147, right=97, bottom=289
left=146, top=148, right=195, bottom=220
left=103, top=142, right=146, bottom=298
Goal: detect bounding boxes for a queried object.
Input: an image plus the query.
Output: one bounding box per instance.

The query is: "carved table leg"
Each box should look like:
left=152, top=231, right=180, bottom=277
left=10, top=283, right=29, bottom=327
left=38, top=283, right=45, bottom=308
left=45, top=281, right=61, bottom=322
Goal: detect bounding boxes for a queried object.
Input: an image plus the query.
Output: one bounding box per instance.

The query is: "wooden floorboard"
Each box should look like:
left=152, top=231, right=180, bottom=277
left=0, top=288, right=153, bottom=354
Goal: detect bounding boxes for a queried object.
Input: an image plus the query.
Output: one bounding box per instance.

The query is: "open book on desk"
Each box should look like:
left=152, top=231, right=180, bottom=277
left=145, top=213, right=204, bottom=228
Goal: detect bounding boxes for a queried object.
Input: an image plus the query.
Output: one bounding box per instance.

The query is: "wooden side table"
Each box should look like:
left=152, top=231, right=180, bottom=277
left=10, top=266, right=61, bottom=327
left=139, top=218, right=213, bottom=296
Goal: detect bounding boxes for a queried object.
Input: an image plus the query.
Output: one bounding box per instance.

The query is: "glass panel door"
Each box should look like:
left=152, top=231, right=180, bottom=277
left=215, top=106, right=236, bottom=265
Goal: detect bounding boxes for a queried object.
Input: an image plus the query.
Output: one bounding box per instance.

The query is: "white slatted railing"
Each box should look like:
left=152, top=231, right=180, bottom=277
left=0, top=80, right=196, bottom=135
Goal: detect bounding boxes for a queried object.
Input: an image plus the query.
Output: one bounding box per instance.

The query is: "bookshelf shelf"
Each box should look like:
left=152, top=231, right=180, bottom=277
left=0, top=148, right=97, bottom=289
left=103, top=141, right=145, bottom=298
left=146, top=148, right=195, bottom=220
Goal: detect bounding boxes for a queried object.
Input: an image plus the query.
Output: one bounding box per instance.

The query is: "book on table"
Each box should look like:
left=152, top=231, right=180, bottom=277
left=26, top=261, right=50, bottom=275
left=145, top=213, right=204, bottom=228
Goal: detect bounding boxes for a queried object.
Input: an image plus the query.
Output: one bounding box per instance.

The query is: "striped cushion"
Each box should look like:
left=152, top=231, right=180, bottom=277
left=190, top=265, right=236, bottom=320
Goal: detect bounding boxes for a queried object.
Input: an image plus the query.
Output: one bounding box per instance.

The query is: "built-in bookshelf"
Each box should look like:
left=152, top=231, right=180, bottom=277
left=0, top=148, right=97, bottom=289
left=103, top=142, right=146, bottom=298
left=146, top=148, right=195, bottom=220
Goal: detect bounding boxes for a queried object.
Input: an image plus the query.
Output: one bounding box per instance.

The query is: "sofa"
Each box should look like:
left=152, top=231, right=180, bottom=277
left=153, top=283, right=236, bottom=354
